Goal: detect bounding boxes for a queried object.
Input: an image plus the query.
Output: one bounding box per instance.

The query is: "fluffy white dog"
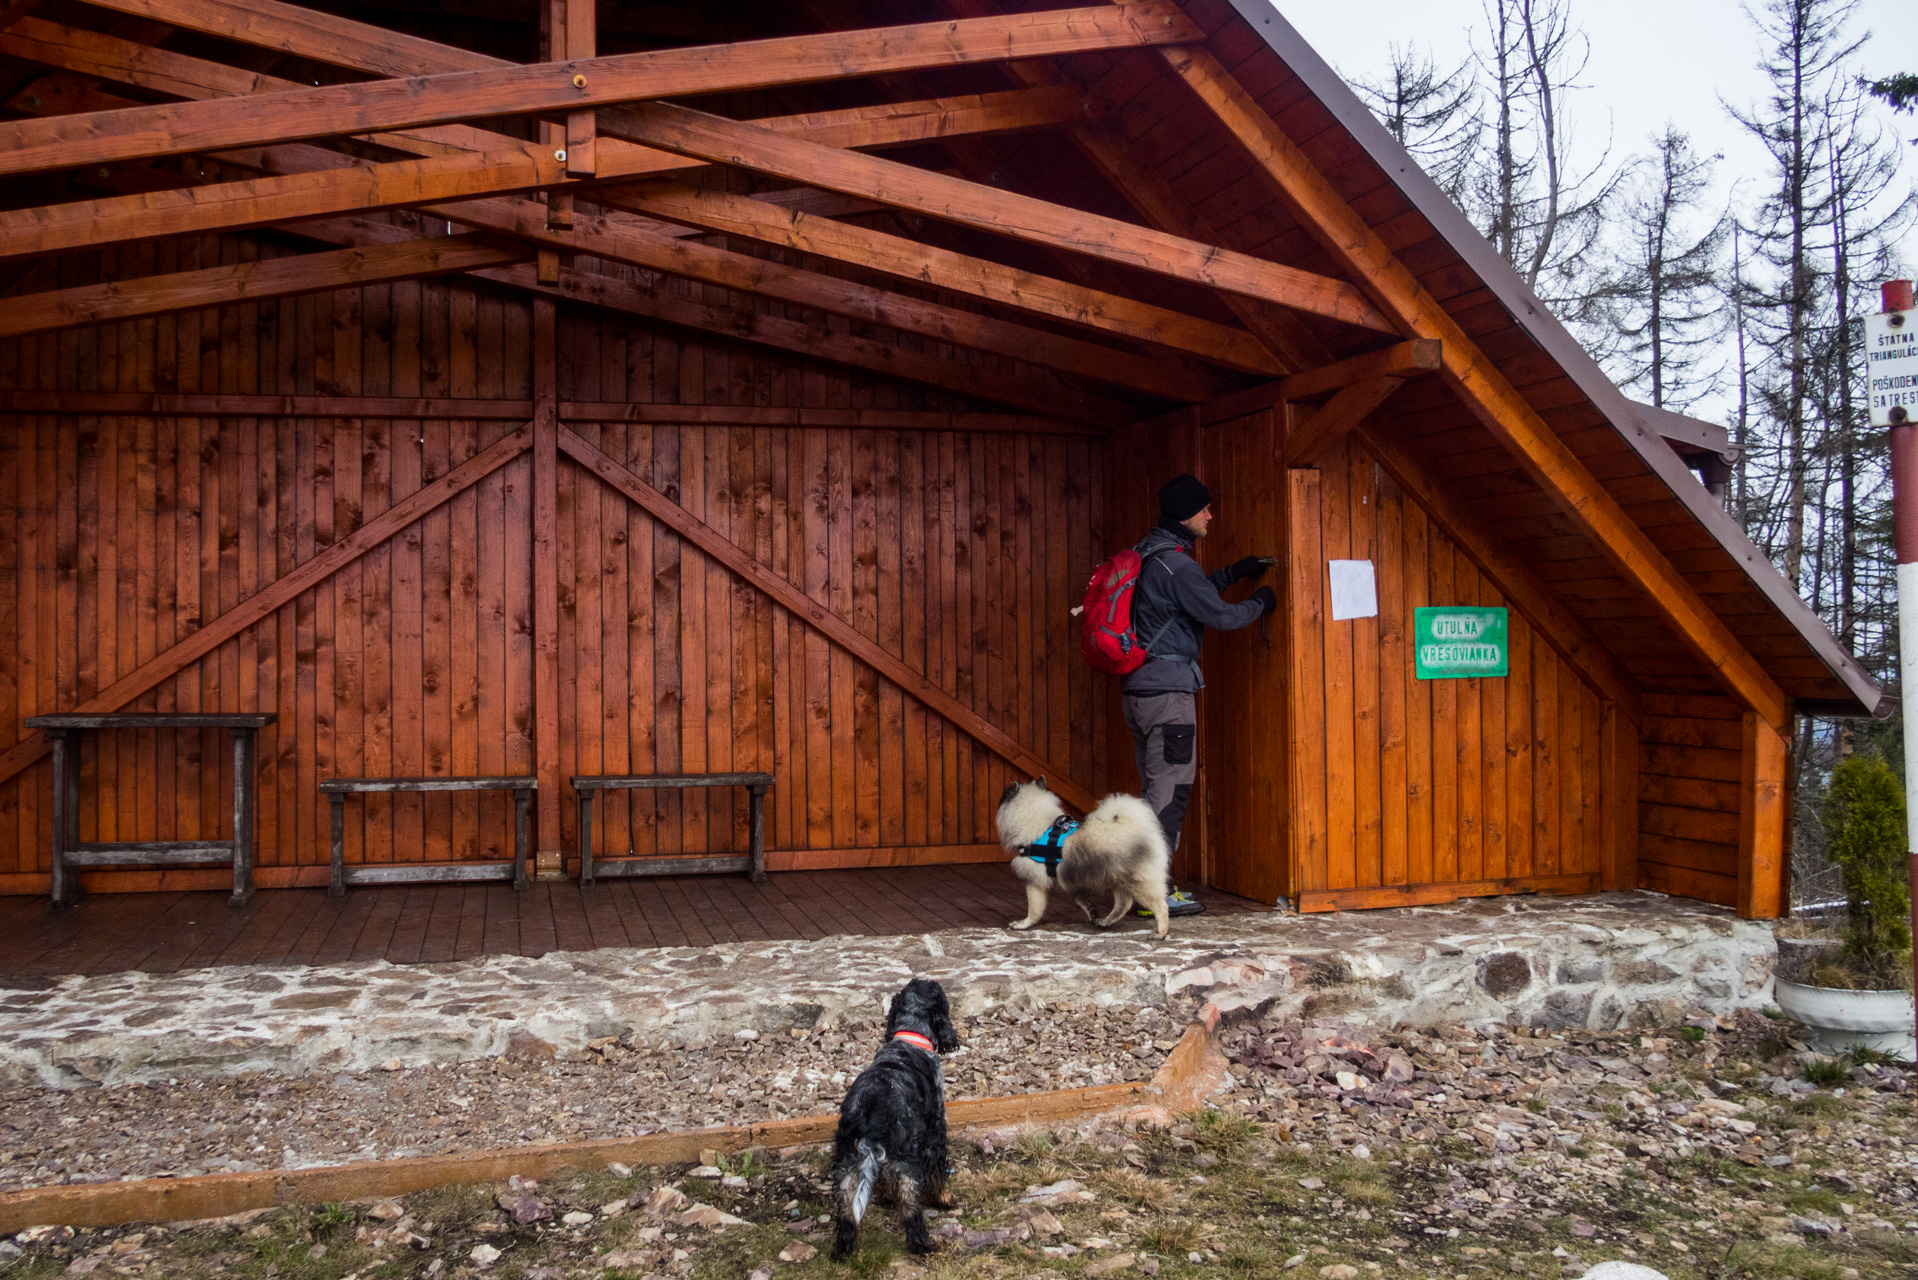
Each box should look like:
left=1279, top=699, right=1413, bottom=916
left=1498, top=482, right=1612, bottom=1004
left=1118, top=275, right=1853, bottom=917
left=993, top=778, right=1172, bottom=939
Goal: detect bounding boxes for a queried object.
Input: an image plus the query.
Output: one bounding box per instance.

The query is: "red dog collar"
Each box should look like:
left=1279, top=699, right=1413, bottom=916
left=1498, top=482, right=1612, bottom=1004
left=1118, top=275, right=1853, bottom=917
left=891, top=1029, right=937, bottom=1054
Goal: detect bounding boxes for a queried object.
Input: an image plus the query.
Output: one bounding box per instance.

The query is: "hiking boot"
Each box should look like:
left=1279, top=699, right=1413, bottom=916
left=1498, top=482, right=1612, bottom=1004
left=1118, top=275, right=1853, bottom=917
left=1141, top=889, right=1207, bottom=918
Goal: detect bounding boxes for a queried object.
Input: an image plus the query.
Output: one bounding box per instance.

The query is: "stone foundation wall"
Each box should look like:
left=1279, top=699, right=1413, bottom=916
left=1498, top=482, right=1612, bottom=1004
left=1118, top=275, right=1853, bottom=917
left=0, top=893, right=1776, bottom=1089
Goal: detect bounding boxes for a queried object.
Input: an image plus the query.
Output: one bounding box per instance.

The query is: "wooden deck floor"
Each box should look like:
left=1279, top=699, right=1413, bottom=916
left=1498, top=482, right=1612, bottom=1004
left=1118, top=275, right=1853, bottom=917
left=0, top=865, right=1264, bottom=978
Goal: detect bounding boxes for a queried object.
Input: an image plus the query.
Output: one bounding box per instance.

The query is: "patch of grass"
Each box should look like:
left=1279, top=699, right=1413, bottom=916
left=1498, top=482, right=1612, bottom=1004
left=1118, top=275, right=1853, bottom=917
left=1776, top=1093, right=1847, bottom=1122
left=1787, top=1186, right=1843, bottom=1214
left=1755, top=1034, right=1795, bottom=1059
left=1722, top=1236, right=1861, bottom=1279
left=1013, top=1126, right=1054, bottom=1156
left=1190, top=1108, right=1259, bottom=1154
left=1330, top=1165, right=1395, bottom=1207
left=1218, top=1239, right=1282, bottom=1274
left=1096, top=1167, right=1177, bottom=1211
left=1522, top=1098, right=1546, bottom=1114
left=952, top=1162, right=1029, bottom=1204
left=1140, top=1219, right=1203, bottom=1255
left=1680, top=1026, right=1708, bottom=1043
left=1802, top=1057, right=1848, bottom=1087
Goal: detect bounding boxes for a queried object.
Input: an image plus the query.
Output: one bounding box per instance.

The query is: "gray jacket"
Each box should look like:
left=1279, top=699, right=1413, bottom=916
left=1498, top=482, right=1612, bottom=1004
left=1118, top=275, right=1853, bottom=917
left=1121, top=520, right=1266, bottom=694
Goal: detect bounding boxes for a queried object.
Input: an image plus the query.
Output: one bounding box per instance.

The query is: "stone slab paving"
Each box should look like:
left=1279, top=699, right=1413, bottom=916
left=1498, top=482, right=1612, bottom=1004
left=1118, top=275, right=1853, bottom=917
left=0, top=892, right=1775, bottom=1089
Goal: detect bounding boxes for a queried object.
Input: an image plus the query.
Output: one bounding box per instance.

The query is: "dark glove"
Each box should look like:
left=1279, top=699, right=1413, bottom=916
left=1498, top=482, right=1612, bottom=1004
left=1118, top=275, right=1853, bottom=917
left=1250, top=585, right=1278, bottom=616
left=1227, top=554, right=1274, bottom=583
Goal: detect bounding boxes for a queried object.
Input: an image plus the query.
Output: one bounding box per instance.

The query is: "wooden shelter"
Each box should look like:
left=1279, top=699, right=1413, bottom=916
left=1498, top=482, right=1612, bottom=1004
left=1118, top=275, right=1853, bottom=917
left=0, top=0, right=1886, bottom=918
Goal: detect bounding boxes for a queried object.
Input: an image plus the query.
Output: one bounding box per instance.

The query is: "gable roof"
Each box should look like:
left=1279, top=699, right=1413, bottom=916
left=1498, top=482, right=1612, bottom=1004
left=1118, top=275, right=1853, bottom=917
left=1201, top=0, right=1884, bottom=718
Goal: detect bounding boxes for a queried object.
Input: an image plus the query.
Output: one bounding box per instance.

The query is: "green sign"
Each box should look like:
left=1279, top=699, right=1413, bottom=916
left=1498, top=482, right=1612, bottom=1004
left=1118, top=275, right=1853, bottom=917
left=1414, top=607, right=1508, bottom=679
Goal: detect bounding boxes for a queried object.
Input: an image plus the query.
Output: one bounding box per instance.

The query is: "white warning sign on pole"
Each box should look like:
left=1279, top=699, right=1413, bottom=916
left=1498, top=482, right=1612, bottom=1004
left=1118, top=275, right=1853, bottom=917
left=1867, top=308, right=1918, bottom=426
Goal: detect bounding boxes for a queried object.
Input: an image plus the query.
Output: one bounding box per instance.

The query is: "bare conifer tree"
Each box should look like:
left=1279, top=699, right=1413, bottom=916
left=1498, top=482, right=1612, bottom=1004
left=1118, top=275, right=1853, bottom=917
left=1610, top=128, right=1729, bottom=412
left=1352, top=44, right=1482, bottom=203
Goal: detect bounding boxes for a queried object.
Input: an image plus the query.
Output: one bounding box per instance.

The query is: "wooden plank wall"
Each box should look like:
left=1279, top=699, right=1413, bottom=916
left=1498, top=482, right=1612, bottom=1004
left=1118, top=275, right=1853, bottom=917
left=1197, top=410, right=1288, bottom=905
left=1636, top=692, right=1744, bottom=907
left=1286, top=435, right=1607, bottom=911
left=0, top=258, right=1107, bottom=889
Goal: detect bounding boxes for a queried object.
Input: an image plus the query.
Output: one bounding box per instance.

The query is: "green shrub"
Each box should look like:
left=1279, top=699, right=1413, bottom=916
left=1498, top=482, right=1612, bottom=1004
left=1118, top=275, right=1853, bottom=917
left=1819, top=753, right=1913, bottom=988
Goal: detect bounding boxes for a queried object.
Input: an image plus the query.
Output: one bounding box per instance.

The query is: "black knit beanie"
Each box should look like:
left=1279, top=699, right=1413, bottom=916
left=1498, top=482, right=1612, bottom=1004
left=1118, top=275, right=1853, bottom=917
left=1157, top=473, right=1211, bottom=522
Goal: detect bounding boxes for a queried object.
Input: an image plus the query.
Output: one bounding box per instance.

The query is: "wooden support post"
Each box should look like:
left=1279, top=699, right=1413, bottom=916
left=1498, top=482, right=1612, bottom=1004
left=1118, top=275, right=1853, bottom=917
left=532, top=299, right=563, bottom=874
left=541, top=0, right=572, bottom=230
left=1601, top=703, right=1639, bottom=892
left=1738, top=711, right=1789, bottom=919
left=563, top=0, right=595, bottom=178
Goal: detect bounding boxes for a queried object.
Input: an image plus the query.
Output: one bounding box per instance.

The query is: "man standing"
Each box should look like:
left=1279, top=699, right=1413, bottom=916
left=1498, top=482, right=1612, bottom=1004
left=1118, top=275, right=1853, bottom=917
left=1124, top=473, right=1275, bottom=916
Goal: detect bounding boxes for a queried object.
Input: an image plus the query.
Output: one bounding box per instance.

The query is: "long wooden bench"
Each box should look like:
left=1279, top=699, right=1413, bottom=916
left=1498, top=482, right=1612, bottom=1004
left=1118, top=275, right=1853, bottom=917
left=320, top=777, right=536, bottom=894
left=572, top=773, right=772, bottom=886
left=25, top=713, right=276, bottom=911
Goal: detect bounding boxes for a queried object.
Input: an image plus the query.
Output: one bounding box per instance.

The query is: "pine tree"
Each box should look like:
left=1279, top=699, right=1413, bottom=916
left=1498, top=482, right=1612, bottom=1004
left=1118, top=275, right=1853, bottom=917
left=1351, top=44, right=1481, bottom=203
left=1610, top=128, right=1728, bottom=411
left=1729, top=0, right=1866, bottom=592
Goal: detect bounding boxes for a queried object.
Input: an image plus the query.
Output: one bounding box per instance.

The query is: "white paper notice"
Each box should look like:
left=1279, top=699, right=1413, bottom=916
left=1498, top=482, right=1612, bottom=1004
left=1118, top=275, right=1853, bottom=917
left=1328, top=559, right=1378, bottom=621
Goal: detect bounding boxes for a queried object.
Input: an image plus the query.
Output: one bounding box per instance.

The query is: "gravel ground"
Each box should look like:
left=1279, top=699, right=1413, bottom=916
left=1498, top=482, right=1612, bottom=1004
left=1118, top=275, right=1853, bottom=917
left=0, top=1003, right=1185, bottom=1191
left=2, top=1013, right=1914, bottom=1280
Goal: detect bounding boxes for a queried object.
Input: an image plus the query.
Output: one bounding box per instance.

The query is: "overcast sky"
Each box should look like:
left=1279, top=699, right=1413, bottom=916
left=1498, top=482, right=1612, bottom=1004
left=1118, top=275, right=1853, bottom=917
left=1283, top=0, right=1915, bottom=235
left=1278, top=0, right=1916, bottom=419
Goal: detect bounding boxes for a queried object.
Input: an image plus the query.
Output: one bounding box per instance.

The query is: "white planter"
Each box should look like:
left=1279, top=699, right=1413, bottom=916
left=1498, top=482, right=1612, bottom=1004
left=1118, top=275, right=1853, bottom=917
left=1774, top=978, right=1916, bottom=1060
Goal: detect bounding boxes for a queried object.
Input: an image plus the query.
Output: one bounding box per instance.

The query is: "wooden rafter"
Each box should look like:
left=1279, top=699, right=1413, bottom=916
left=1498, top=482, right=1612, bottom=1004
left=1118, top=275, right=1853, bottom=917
left=559, top=427, right=1098, bottom=814
left=932, top=0, right=1329, bottom=371
left=0, top=88, right=1105, bottom=259
left=475, top=259, right=1133, bottom=426
left=611, top=183, right=1281, bottom=375
left=446, top=197, right=1225, bottom=402
left=0, top=5, right=1200, bottom=179
left=1195, top=339, right=1442, bottom=426
left=1161, top=46, right=1792, bottom=731
left=603, top=103, right=1396, bottom=334
left=1282, top=378, right=1403, bottom=467
left=0, top=235, right=530, bottom=337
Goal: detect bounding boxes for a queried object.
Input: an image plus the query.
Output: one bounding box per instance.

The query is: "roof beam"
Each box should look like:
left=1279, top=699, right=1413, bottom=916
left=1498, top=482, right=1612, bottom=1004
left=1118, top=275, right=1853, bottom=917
left=478, top=260, right=1133, bottom=427
left=0, top=89, right=1105, bottom=259
left=934, top=0, right=1327, bottom=371
left=0, top=4, right=1199, bottom=179
left=446, top=195, right=1225, bottom=402
left=603, top=102, right=1397, bottom=334
left=1282, top=377, right=1403, bottom=466
left=613, top=182, right=1283, bottom=375
left=1195, top=338, right=1442, bottom=426
left=0, top=235, right=529, bottom=337
left=1162, top=45, right=1792, bottom=732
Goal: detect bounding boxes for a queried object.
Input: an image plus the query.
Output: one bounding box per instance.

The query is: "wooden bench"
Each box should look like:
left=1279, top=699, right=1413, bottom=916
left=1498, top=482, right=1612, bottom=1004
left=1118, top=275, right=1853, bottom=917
left=24, top=713, right=276, bottom=911
left=320, top=777, right=536, bottom=895
left=572, top=773, right=773, bottom=887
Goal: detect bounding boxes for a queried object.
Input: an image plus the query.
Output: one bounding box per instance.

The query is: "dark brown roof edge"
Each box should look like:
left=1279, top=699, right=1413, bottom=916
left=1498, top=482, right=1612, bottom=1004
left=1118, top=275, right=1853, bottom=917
left=1220, top=0, right=1888, bottom=718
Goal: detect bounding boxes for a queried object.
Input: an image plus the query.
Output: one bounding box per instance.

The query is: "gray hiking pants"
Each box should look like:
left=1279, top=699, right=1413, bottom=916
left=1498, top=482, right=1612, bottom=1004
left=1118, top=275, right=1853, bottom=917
left=1123, top=690, right=1197, bottom=856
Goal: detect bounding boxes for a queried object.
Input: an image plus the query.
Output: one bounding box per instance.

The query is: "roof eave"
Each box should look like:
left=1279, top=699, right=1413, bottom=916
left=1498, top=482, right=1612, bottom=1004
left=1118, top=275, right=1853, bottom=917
left=1217, top=0, right=1882, bottom=718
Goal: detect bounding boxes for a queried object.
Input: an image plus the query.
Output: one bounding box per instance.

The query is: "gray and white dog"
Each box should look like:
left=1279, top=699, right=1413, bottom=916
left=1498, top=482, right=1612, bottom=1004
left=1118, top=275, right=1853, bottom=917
left=994, top=778, right=1171, bottom=939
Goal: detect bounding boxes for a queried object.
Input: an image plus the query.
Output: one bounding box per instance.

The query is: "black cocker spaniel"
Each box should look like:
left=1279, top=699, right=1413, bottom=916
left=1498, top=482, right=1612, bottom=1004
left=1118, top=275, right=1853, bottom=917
left=828, top=977, right=961, bottom=1260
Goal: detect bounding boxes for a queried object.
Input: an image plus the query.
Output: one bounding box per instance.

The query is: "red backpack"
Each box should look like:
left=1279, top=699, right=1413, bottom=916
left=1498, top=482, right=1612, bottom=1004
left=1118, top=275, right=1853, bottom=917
left=1076, top=548, right=1176, bottom=674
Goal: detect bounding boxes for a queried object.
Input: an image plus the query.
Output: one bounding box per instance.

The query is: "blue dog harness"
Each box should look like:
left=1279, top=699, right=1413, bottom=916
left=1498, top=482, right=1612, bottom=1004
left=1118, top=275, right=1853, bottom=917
left=1022, top=816, right=1079, bottom=882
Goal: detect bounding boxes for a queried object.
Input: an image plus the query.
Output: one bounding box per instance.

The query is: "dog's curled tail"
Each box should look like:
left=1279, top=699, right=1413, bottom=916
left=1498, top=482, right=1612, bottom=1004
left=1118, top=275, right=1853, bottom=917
left=1085, top=792, right=1160, bottom=830
left=848, top=1138, right=886, bottom=1224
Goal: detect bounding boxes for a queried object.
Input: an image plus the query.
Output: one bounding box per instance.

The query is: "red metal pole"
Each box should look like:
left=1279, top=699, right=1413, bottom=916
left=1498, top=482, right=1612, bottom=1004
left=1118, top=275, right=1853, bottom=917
left=1885, top=279, right=1918, bottom=1003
